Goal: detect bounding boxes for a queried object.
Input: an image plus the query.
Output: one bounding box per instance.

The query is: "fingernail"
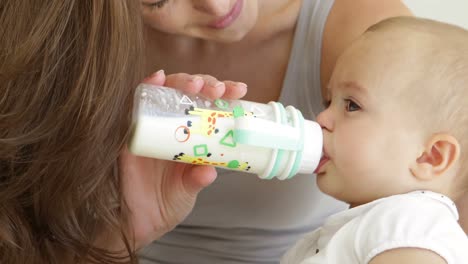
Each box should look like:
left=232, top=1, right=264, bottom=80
left=190, top=76, right=203, bottom=85
left=152, top=69, right=164, bottom=77
left=237, top=82, right=248, bottom=89
left=215, top=82, right=225, bottom=88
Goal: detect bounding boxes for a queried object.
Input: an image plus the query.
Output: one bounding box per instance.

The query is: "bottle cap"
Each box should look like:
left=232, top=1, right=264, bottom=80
left=298, top=120, right=323, bottom=174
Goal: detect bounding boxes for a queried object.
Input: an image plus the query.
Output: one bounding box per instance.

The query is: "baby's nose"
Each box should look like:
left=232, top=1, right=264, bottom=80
left=316, top=109, right=334, bottom=131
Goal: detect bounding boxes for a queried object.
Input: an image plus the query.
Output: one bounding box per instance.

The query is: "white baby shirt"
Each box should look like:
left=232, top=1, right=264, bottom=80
left=281, top=191, right=468, bottom=264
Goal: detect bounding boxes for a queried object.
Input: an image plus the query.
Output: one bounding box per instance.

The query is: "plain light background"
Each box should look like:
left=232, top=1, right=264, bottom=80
left=403, top=0, right=468, bottom=29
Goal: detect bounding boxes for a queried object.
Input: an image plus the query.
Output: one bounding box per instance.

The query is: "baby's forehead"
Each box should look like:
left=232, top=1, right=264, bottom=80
left=349, top=34, right=418, bottom=63
left=335, top=42, right=411, bottom=79
left=339, top=36, right=429, bottom=79
left=331, top=24, right=468, bottom=103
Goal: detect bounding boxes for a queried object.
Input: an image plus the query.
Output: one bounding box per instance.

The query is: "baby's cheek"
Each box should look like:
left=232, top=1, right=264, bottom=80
left=339, top=137, right=380, bottom=173
left=341, top=134, right=372, bottom=160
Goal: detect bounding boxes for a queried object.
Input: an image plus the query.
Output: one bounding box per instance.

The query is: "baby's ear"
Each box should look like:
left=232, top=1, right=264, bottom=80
left=410, top=133, right=460, bottom=181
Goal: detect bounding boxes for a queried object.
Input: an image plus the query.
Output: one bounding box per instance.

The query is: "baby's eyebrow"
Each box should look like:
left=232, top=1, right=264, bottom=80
left=326, top=81, right=368, bottom=105
left=340, top=81, right=367, bottom=95
left=328, top=81, right=366, bottom=93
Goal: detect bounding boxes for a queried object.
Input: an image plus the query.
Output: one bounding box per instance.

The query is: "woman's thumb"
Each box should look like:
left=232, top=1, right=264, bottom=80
left=182, top=165, right=217, bottom=196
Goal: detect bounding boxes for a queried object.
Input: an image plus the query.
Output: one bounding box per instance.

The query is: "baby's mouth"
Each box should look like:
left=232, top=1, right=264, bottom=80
left=314, top=151, right=330, bottom=174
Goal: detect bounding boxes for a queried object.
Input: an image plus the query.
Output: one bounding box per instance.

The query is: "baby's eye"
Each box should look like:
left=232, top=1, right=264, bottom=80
left=344, top=99, right=361, bottom=112
left=322, top=99, right=331, bottom=109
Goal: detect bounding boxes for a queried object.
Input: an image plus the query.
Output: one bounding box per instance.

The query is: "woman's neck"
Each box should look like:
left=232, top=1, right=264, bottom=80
left=247, top=0, right=302, bottom=42
left=145, top=0, right=301, bottom=54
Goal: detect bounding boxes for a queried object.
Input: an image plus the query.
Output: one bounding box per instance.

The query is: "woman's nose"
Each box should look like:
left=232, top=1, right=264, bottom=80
left=193, top=0, right=231, bottom=16
left=316, top=108, right=334, bottom=131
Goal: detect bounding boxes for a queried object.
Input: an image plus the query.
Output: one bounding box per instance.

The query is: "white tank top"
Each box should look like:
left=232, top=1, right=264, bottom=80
left=140, top=1, right=348, bottom=263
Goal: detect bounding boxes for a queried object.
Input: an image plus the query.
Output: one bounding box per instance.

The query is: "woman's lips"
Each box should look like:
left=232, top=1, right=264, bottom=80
left=209, top=0, right=243, bottom=29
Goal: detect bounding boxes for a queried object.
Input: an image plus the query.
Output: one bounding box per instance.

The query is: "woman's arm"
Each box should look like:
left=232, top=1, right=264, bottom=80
left=369, top=248, right=447, bottom=264
left=320, top=0, right=413, bottom=96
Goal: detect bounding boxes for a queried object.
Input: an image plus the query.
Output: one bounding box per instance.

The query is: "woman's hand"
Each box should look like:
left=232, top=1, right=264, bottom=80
left=142, top=70, right=248, bottom=100
left=119, top=70, right=247, bottom=250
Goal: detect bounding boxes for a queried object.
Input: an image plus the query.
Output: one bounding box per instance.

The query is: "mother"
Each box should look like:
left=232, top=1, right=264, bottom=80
left=139, top=0, right=414, bottom=263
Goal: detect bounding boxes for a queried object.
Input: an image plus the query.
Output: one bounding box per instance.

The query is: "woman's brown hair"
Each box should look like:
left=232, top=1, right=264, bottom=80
left=1, top=0, right=144, bottom=263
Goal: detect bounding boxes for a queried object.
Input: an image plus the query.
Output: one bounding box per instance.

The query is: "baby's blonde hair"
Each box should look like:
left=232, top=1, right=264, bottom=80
left=365, top=17, right=468, bottom=187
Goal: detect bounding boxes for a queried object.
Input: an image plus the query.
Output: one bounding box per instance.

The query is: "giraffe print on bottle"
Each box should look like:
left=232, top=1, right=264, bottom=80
left=173, top=152, right=251, bottom=171
left=183, top=106, right=253, bottom=137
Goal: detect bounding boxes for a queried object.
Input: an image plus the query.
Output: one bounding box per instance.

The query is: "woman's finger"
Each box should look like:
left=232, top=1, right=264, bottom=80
left=164, top=73, right=205, bottom=94
left=221, top=81, right=248, bottom=99
left=142, top=70, right=166, bottom=86
left=142, top=71, right=247, bottom=100
left=181, top=165, right=217, bottom=196
left=195, top=74, right=226, bottom=99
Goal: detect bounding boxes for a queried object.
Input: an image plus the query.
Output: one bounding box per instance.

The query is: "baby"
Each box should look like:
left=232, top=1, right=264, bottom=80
left=281, top=17, right=468, bottom=263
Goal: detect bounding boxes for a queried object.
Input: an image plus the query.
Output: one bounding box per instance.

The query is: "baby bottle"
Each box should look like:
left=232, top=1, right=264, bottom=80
left=128, top=83, right=322, bottom=180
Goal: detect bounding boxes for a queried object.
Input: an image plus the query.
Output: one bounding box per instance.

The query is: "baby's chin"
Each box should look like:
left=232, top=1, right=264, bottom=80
left=316, top=182, right=375, bottom=207
left=315, top=177, right=348, bottom=203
